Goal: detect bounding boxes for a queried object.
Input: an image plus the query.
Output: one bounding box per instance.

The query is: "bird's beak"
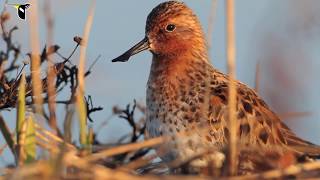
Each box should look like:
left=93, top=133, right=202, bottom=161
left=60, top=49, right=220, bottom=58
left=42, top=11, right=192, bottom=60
left=112, top=37, right=150, bottom=62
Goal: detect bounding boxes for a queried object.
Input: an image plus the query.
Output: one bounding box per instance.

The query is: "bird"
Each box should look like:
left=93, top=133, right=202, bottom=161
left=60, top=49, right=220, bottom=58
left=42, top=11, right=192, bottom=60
left=112, top=1, right=320, bottom=174
left=6, top=3, right=31, bottom=20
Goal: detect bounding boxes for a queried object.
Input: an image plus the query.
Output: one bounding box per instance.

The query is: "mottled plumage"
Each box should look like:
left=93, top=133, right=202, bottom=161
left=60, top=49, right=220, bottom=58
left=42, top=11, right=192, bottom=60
left=112, top=1, right=320, bottom=174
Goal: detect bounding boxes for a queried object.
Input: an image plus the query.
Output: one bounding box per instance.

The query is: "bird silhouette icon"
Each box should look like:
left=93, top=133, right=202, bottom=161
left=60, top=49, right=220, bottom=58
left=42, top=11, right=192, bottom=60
left=6, top=3, right=31, bottom=20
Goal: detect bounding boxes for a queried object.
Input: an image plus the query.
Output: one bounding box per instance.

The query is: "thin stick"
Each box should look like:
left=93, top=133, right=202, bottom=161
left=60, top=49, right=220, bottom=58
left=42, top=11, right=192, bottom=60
left=226, top=0, right=238, bottom=175
left=34, top=123, right=76, bottom=150
left=44, top=0, right=58, bottom=133
left=28, top=0, right=44, bottom=114
left=234, top=161, right=320, bottom=179
left=119, top=154, right=158, bottom=171
left=84, top=137, right=164, bottom=162
left=0, top=116, right=15, bottom=156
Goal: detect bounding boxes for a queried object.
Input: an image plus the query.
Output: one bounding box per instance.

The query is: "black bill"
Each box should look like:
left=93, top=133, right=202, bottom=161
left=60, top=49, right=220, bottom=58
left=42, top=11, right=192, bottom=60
left=111, top=37, right=150, bottom=62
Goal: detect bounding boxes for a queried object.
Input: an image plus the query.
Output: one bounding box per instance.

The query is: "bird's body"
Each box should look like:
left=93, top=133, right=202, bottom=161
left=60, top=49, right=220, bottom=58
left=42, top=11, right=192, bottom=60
left=112, top=1, right=320, bottom=174
left=145, top=53, right=318, bottom=168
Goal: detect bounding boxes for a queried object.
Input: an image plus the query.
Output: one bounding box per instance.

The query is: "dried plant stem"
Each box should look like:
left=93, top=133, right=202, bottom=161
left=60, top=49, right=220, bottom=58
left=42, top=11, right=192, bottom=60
left=120, top=154, right=158, bottom=171
left=28, top=0, right=43, bottom=114
left=44, top=0, right=58, bottom=132
left=226, top=0, right=238, bottom=175
left=85, top=137, right=164, bottom=162
left=0, top=116, right=15, bottom=157
left=36, top=139, right=59, bottom=154
left=34, top=123, right=76, bottom=150
left=235, top=161, right=320, bottom=179
left=76, top=1, right=95, bottom=147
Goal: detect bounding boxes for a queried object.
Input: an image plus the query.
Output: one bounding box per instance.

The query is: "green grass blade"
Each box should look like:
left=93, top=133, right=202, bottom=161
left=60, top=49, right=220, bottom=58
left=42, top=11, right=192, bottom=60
left=87, top=127, right=93, bottom=153
left=77, top=95, right=88, bottom=148
left=17, top=73, right=26, bottom=141
left=16, top=73, right=26, bottom=164
left=24, top=116, right=36, bottom=163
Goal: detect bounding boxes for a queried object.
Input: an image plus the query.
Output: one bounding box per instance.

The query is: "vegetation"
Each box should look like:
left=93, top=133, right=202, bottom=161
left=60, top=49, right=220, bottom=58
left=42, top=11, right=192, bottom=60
left=0, top=0, right=320, bottom=179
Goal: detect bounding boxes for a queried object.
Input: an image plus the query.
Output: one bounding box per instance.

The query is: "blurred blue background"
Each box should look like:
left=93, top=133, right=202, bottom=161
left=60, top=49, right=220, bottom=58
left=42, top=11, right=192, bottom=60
left=0, top=0, right=320, bottom=166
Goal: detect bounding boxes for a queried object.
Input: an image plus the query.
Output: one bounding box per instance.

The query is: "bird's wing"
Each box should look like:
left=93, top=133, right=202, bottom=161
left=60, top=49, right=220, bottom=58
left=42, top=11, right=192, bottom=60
left=209, top=72, right=320, bottom=157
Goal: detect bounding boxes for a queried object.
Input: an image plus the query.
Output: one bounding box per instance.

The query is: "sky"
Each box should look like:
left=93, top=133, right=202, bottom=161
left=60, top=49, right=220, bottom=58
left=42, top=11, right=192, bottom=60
left=0, top=0, right=320, bottom=167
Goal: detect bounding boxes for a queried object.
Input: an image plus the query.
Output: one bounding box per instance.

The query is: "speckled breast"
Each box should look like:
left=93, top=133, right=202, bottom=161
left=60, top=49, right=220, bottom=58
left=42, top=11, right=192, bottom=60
left=145, top=66, right=225, bottom=165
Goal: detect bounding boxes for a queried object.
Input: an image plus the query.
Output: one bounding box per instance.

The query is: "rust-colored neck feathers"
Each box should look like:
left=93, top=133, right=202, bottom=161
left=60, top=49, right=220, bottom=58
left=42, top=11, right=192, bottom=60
left=147, top=1, right=209, bottom=82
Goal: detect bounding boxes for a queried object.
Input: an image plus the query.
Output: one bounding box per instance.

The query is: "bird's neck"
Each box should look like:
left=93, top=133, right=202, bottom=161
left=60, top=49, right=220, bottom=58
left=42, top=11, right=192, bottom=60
left=149, top=52, right=209, bottom=85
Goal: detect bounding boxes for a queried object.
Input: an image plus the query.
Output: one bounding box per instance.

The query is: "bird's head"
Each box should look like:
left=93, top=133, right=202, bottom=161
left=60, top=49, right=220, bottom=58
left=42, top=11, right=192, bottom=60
left=112, top=1, right=207, bottom=63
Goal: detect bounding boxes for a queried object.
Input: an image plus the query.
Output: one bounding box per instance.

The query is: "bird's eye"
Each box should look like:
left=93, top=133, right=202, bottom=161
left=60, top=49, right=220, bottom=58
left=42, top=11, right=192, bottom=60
left=165, top=24, right=176, bottom=32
